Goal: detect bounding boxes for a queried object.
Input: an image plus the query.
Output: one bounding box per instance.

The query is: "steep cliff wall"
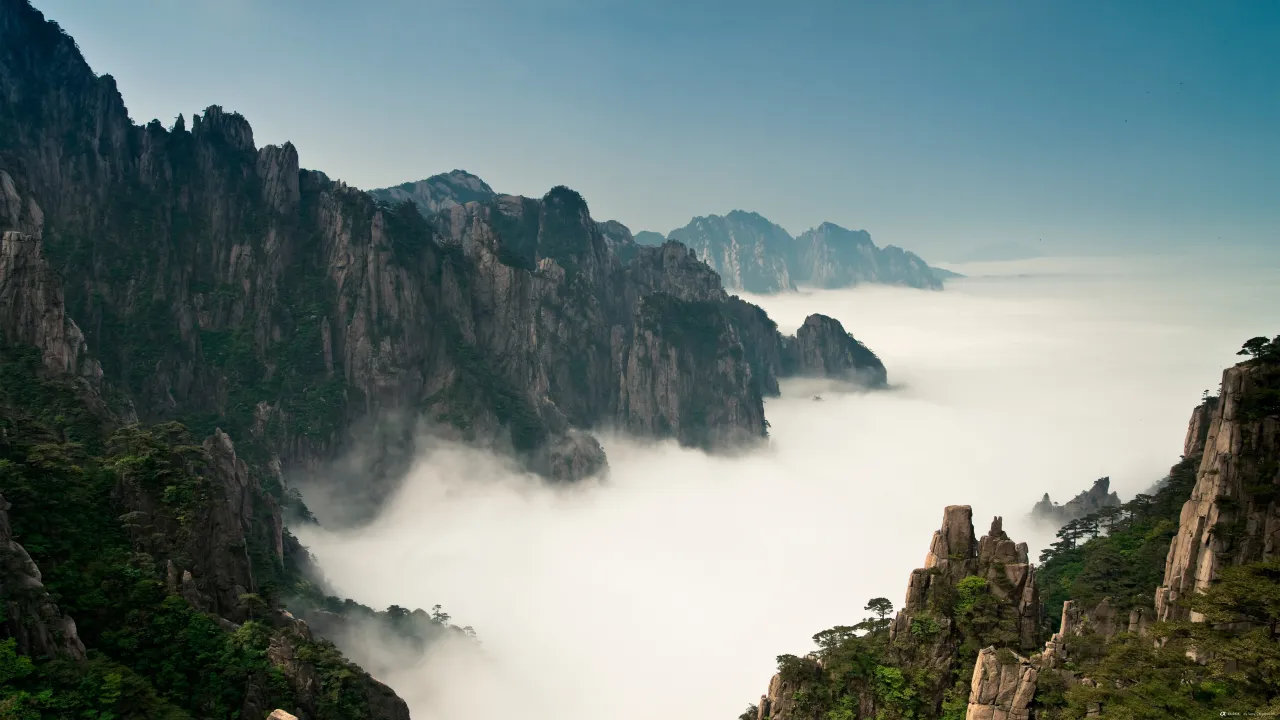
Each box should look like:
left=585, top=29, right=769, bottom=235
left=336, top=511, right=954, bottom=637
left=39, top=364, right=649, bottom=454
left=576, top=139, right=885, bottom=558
left=1155, top=358, right=1280, bottom=622
left=0, top=1, right=892, bottom=499
left=784, top=314, right=888, bottom=387
left=0, top=492, right=86, bottom=662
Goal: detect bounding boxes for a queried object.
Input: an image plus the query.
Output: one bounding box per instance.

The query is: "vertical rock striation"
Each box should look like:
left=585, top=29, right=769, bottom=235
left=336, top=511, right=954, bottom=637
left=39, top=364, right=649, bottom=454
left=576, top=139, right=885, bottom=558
left=964, top=647, right=1037, bottom=720
left=1155, top=360, right=1280, bottom=622
left=0, top=1, right=895, bottom=500
left=0, top=228, right=101, bottom=383
left=667, top=211, right=797, bottom=293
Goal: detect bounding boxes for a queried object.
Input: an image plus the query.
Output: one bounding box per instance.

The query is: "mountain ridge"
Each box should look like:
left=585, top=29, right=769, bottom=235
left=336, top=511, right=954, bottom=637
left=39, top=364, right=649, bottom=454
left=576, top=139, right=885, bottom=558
left=0, top=2, right=893, bottom=716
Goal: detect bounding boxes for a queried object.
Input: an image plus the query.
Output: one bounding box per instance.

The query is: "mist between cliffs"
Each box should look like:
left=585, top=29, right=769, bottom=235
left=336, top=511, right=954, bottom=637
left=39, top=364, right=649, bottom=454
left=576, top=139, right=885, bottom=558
left=293, top=253, right=1280, bottom=720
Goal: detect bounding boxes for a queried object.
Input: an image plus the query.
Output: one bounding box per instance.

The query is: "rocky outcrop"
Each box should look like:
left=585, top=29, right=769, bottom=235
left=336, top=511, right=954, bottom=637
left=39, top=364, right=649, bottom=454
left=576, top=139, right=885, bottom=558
left=755, top=671, right=824, bottom=720
left=1054, top=597, right=1122, bottom=643
left=368, top=169, right=496, bottom=216
left=1184, top=394, right=1220, bottom=458
left=0, top=228, right=101, bottom=383
left=752, top=508, right=1043, bottom=720
left=793, top=222, right=943, bottom=291
left=0, top=493, right=87, bottom=662
left=529, top=430, right=609, bottom=482
left=965, top=647, right=1037, bottom=720
left=884, top=511, right=1040, bottom=711
left=266, top=622, right=411, bottom=720
left=783, top=314, right=888, bottom=387
left=1155, top=359, right=1280, bottom=622
left=267, top=711, right=299, bottom=720
left=0, top=1, right=891, bottom=501
left=667, top=211, right=797, bottom=293
left=1030, top=477, right=1121, bottom=528
left=113, top=425, right=284, bottom=623
left=892, top=512, right=1040, bottom=652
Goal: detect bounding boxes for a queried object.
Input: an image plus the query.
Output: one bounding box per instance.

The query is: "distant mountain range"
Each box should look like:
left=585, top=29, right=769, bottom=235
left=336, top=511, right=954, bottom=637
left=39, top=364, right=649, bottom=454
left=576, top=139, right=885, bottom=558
left=369, top=174, right=958, bottom=294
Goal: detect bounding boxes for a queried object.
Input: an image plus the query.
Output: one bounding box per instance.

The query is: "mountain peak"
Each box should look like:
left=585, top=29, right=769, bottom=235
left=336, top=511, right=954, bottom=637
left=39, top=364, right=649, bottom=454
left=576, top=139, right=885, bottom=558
left=543, top=184, right=589, bottom=212
left=369, top=169, right=497, bottom=216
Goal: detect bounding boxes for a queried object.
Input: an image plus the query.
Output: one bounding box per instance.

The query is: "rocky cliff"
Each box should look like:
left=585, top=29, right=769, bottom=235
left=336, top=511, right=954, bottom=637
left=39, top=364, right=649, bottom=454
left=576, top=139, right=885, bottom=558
left=0, top=332, right=417, bottom=718
left=1029, top=477, right=1121, bottom=529
left=793, top=222, right=942, bottom=291
left=1155, top=355, right=1280, bottom=622
left=0, top=492, right=87, bottom=662
left=752, top=508, right=1041, bottom=720
left=1183, top=393, right=1221, bottom=458
left=368, top=169, right=496, bottom=217
left=749, top=344, right=1280, bottom=720
left=0, top=0, right=889, bottom=499
left=0, top=230, right=102, bottom=390
left=668, top=211, right=797, bottom=293
left=783, top=314, right=887, bottom=387
left=890, top=510, right=1041, bottom=657
left=963, top=646, right=1037, bottom=720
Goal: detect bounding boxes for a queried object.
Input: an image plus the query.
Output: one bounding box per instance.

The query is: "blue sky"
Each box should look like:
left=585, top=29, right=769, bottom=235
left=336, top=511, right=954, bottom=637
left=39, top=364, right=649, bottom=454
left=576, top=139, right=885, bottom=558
left=33, top=0, right=1280, bottom=261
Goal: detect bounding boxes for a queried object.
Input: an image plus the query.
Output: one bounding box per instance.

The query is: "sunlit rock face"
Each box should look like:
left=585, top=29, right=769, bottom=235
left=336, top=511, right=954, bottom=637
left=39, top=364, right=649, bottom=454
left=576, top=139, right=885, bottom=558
left=1156, top=359, right=1280, bottom=622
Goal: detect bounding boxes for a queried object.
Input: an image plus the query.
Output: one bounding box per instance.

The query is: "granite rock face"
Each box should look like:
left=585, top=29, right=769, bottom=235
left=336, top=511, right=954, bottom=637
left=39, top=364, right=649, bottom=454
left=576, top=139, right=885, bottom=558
left=892, top=512, right=1040, bottom=653
left=1155, top=359, right=1280, bottom=622
left=0, top=228, right=101, bottom=384
left=0, top=493, right=87, bottom=662
left=784, top=313, right=888, bottom=387
left=1184, top=394, right=1221, bottom=458
left=754, top=508, right=1043, bottom=720
left=667, top=211, right=797, bottom=293
left=529, top=430, right=609, bottom=482
left=0, top=2, right=894, bottom=501
left=1030, top=476, right=1121, bottom=529
left=964, top=647, right=1037, bottom=720
left=368, top=169, right=497, bottom=216
left=265, top=619, right=411, bottom=720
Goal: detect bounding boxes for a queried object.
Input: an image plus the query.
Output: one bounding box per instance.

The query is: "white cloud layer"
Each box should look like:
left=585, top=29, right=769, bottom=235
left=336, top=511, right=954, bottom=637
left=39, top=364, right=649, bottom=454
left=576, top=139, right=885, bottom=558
left=295, top=253, right=1280, bottom=720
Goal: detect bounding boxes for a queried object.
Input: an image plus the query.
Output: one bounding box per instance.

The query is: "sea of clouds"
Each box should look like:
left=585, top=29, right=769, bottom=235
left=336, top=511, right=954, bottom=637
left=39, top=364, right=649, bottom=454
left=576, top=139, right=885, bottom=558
left=295, top=252, right=1280, bottom=720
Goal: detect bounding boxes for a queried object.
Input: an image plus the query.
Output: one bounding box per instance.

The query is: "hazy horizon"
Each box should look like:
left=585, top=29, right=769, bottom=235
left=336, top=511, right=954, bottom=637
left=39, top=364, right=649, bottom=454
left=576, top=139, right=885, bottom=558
left=294, top=252, right=1279, bottom=720
left=31, top=0, right=1280, bottom=261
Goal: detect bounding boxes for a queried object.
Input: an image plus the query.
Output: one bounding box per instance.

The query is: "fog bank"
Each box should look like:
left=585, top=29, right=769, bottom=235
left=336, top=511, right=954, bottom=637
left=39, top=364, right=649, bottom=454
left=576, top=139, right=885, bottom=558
left=296, top=253, right=1280, bottom=719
